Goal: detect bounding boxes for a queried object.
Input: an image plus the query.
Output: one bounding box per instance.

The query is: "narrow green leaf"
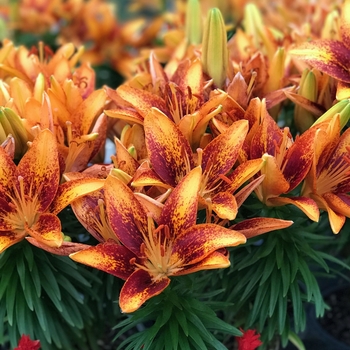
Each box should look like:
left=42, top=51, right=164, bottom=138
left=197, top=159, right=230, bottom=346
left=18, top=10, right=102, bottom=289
left=260, top=254, right=276, bottom=285
left=277, top=292, right=287, bottom=334
left=6, top=273, right=18, bottom=326
left=16, top=254, right=26, bottom=291
left=298, top=259, right=315, bottom=302
left=289, top=280, right=302, bottom=333
left=240, top=263, right=265, bottom=300
left=269, top=268, right=281, bottom=317
left=285, top=245, right=299, bottom=282
left=40, top=276, right=63, bottom=312
left=23, top=243, right=34, bottom=271
left=30, top=263, right=42, bottom=297
left=15, top=291, right=27, bottom=336
left=247, top=282, right=269, bottom=326
left=56, top=274, right=84, bottom=304
left=160, top=301, right=173, bottom=327
left=0, top=263, right=15, bottom=300
left=39, top=263, right=61, bottom=299
left=281, top=257, right=291, bottom=297
left=174, top=308, right=189, bottom=336
left=275, top=240, right=284, bottom=269
left=169, top=315, right=179, bottom=350
left=187, top=322, right=208, bottom=349
left=288, top=331, right=306, bottom=350
left=32, top=294, right=49, bottom=333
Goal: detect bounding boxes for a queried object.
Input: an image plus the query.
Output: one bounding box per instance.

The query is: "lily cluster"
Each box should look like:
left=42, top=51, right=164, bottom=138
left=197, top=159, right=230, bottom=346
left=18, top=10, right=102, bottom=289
left=1, top=0, right=350, bottom=348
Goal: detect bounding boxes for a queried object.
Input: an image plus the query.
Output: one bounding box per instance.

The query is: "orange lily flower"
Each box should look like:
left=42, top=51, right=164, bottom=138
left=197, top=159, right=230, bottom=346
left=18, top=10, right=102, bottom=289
left=290, top=0, right=350, bottom=99
left=132, top=108, right=264, bottom=220
left=301, top=117, right=350, bottom=233
left=243, top=99, right=320, bottom=221
left=105, top=54, right=227, bottom=149
left=0, top=129, right=104, bottom=253
left=70, top=167, right=247, bottom=313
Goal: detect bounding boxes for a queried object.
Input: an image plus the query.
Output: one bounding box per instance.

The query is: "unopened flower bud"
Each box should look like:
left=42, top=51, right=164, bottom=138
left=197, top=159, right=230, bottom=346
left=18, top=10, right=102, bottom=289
left=185, top=0, right=203, bottom=45
left=201, top=8, right=228, bottom=88
left=110, top=168, right=133, bottom=184
left=313, top=99, right=350, bottom=129
left=0, top=107, right=28, bottom=158
left=294, top=69, right=318, bottom=133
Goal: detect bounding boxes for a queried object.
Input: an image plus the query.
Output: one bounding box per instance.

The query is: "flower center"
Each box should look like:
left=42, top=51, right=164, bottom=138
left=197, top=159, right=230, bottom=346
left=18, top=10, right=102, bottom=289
left=133, top=215, right=183, bottom=282
left=6, top=176, right=40, bottom=234
left=317, top=150, right=350, bottom=194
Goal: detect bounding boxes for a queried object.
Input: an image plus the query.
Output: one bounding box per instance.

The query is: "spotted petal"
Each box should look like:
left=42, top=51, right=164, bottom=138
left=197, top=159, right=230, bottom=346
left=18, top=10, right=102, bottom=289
left=231, top=218, right=293, bottom=239
left=104, top=175, right=147, bottom=256
left=26, top=238, right=90, bottom=256
left=0, top=231, right=24, bottom=254
left=117, top=85, right=170, bottom=119
left=310, top=193, right=345, bottom=233
left=0, top=145, right=17, bottom=191
left=70, top=240, right=136, bottom=279
left=202, top=120, right=248, bottom=186
left=267, top=196, right=320, bottom=222
left=175, top=250, right=231, bottom=275
left=211, top=192, right=238, bottom=220
left=50, top=178, right=104, bottom=215
left=290, top=40, right=350, bottom=83
left=25, top=213, right=63, bottom=248
left=282, top=126, right=318, bottom=191
left=120, top=269, right=170, bottom=313
left=170, top=224, right=246, bottom=267
left=17, top=129, right=60, bottom=212
left=159, top=166, right=201, bottom=237
left=144, top=108, right=194, bottom=187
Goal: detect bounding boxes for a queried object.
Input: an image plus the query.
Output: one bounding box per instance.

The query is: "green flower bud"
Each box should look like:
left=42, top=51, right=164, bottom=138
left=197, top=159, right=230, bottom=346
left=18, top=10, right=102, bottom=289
left=313, top=99, right=350, bottom=129
left=0, top=107, right=28, bottom=158
left=185, top=0, right=203, bottom=45
left=295, top=69, right=318, bottom=133
left=201, top=8, right=228, bottom=88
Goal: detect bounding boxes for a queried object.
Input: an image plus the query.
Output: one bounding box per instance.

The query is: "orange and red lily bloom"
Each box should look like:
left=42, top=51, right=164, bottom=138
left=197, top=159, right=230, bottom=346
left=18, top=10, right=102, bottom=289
left=290, top=0, right=350, bottom=99
left=70, top=167, right=247, bottom=313
left=301, top=118, right=350, bottom=233
left=105, top=56, right=227, bottom=149
left=0, top=129, right=104, bottom=254
left=132, top=108, right=264, bottom=220
left=243, top=100, right=320, bottom=221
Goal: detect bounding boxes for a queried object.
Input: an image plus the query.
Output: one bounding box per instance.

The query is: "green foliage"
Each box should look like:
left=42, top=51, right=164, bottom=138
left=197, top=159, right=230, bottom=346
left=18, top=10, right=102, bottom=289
left=220, top=204, right=350, bottom=349
left=113, top=278, right=241, bottom=350
left=0, top=241, right=101, bottom=350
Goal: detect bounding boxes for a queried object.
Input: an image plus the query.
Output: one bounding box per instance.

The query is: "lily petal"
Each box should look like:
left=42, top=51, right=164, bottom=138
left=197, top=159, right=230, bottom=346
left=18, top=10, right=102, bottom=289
left=171, top=224, right=246, bottom=267
left=159, top=166, right=201, bottom=237
left=267, top=196, right=320, bottom=222
left=17, top=129, right=60, bottom=212
left=256, top=155, right=289, bottom=202
left=231, top=218, right=293, bottom=239
left=26, top=237, right=90, bottom=256
left=175, top=250, right=231, bottom=275
left=117, top=85, right=170, bottom=119
left=70, top=240, right=136, bottom=279
left=282, top=126, right=318, bottom=191
left=120, top=269, right=170, bottom=313
left=104, top=175, right=146, bottom=256
left=0, top=144, right=17, bottom=191
left=323, top=192, right=350, bottom=218
left=202, top=120, right=248, bottom=184
left=50, top=178, right=105, bottom=215
left=211, top=192, right=238, bottom=220
left=144, top=108, right=194, bottom=186
left=0, top=231, right=24, bottom=254
left=25, top=213, right=63, bottom=248
left=104, top=108, right=144, bottom=125
left=290, top=40, right=350, bottom=83
left=310, top=193, right=345, bottom=234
